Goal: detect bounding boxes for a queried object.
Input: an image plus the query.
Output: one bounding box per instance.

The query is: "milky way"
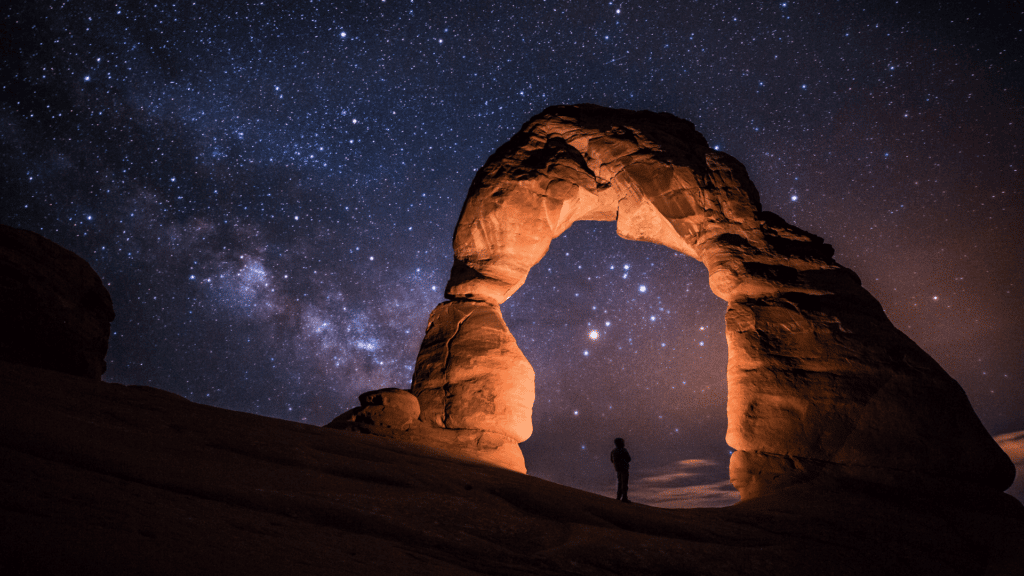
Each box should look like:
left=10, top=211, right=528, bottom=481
left=3, top=0, right=1021, bottom=502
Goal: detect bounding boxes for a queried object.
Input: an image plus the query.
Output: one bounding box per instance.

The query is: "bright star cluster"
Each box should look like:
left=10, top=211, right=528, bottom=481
left=2, top=0, right=1021, bottom=498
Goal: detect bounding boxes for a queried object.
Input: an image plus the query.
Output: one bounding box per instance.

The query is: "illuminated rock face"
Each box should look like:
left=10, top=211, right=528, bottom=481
left=410, top=300, right=534, bottom=444
left=328, top=301, right=533, bottom=472
left=338, top=105, right=1015, bottom=495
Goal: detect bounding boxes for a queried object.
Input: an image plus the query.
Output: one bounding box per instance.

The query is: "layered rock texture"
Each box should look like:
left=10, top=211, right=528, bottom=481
left=336, top=104, right=1014, bottom=497
left=0, top=224, right=114, bottom=379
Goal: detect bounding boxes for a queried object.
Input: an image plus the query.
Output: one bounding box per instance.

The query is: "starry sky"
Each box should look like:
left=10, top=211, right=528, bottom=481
left=3, top=0, right=1022, bottom=505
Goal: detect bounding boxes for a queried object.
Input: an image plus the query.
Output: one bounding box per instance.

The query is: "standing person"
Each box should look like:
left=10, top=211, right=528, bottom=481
left=610, top=437, right=631, bottom=503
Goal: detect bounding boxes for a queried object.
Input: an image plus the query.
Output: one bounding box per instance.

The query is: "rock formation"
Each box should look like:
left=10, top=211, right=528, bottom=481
left=0, top=224, right=115, bottom=379
left=334, top=104, right=1015, bottom=497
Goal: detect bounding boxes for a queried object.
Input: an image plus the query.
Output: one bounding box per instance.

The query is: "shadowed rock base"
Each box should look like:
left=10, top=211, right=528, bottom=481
left=328, top=300, right=532, bottom=472
left=326, top=386, right=526, bottom=472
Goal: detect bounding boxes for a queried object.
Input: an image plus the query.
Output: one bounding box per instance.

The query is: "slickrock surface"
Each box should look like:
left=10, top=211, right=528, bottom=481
left=0, top=224, right=114, bottom=379
left=341, top=105, right=1014, bottom=498
left=3, top=360, right=1022, bottom=576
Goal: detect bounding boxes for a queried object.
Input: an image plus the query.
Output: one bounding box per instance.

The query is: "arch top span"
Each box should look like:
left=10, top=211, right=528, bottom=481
left=445, top=104, right=768, bottom=305
left=330, top=104, right=1014, bottom=499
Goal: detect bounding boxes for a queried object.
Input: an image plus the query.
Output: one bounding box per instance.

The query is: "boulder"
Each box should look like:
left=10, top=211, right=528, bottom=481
left=0, top=225, right=115, bottom=379
left=326, top=395, right=525, bottom=473
left=329, top=388, right=420, bottom=431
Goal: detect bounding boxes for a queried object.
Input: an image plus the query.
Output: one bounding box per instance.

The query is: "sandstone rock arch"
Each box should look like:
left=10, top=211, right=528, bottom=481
left=331, top=105, right=1014, bottom=499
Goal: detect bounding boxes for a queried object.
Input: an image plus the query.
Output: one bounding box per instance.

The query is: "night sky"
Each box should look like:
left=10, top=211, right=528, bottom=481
left=3, top=0, right=1021, bottom=505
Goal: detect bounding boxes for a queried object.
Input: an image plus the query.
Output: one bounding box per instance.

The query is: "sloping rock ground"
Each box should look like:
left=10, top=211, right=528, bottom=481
left=2, top=360, right=1022, bottom=576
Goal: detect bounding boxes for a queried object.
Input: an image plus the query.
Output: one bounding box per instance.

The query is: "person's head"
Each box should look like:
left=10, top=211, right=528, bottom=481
left=614, top=437, right=625, bottom=448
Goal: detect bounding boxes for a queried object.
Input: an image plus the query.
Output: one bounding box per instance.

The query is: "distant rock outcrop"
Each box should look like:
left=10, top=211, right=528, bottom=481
left=0, top=225, right=115, bottom=379
left=335, top=105, right=1015, bottom=497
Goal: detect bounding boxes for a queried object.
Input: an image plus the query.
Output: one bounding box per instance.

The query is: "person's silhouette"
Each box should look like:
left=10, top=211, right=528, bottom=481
left=610, top=437, right=631, bottom=503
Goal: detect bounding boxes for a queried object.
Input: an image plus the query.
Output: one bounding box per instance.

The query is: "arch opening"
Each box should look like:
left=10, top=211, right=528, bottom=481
left=329, top=105, right=1015, bottom=500
left=502, top=220, right=731, bottom=494
left=505, top=222, right=729, bottom=496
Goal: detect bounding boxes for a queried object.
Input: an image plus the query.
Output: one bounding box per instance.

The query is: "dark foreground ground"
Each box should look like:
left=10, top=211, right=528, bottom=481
left=2, top=360, right=1022, bottom=576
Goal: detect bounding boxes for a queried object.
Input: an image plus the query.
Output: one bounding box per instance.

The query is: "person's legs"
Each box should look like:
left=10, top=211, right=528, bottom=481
left=616, top=469, right=630, bottom=501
